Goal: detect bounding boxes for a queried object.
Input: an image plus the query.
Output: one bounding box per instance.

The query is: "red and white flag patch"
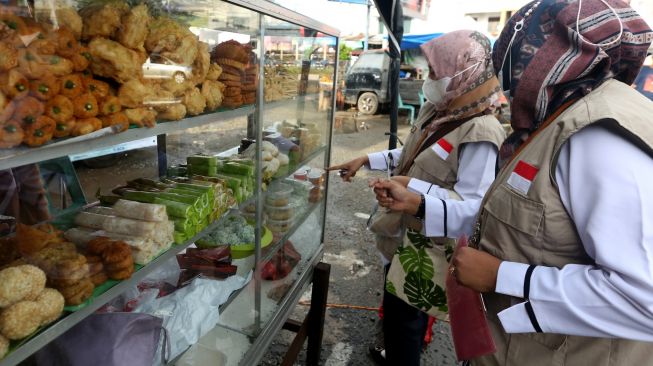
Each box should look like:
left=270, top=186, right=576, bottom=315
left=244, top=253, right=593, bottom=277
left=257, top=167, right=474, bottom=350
left=507, top=161, right=539, bottom=194
left=432, top=138, right=453, bottom=160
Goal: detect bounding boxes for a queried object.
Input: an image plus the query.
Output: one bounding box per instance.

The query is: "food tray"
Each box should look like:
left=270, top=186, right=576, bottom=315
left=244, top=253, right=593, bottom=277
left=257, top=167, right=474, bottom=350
left=231, top=227, right=273, bottom=259
left=63, top=264, right=144, bottom=312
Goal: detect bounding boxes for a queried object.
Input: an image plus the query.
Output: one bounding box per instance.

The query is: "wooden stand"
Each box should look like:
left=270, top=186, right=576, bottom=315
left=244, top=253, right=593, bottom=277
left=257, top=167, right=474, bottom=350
left=280, top=262, right=331, bottom=366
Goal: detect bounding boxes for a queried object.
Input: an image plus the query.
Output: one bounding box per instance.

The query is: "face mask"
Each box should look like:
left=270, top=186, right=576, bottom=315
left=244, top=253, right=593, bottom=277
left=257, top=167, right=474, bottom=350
left=422, top=61, right=482, bottom=105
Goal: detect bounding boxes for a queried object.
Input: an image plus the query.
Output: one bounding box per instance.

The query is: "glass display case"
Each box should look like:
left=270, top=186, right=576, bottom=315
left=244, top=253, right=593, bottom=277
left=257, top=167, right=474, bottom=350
left=0, top=0, right=338, bottom=364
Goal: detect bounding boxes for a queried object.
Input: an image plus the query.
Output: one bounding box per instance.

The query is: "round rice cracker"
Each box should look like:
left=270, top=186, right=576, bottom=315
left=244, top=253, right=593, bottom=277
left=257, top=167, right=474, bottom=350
left=90, top=271, right=108, bottom=286
left=215, top=58, right=246, bottom=71
left=218, top=73, right=241, bottom=82
left=62, top=279, right=94, bottom=306
left=224, top=87, right=241, bottom=98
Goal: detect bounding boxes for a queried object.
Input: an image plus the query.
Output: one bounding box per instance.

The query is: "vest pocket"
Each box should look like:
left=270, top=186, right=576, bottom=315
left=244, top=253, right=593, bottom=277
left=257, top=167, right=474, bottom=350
left=485, top=185, right=544, bottom=237
left=411, top=147, right=456, bottom=186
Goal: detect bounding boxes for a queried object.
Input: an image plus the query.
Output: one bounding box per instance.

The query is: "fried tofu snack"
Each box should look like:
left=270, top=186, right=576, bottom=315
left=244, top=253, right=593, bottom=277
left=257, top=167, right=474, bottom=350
left=88, top=38, right=144, bottom=83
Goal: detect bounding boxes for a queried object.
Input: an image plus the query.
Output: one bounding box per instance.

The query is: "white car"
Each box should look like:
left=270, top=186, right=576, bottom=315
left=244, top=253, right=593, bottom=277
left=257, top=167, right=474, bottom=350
left=142, top=54, right=193, bottom=84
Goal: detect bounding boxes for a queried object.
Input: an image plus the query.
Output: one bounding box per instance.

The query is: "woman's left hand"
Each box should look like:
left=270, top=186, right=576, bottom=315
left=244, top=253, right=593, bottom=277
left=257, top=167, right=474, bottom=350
left=451, top=246, right=502, bottom=293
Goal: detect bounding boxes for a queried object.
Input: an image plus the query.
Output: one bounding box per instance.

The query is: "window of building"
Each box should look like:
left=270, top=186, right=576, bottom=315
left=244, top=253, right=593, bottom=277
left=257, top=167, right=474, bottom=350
left=488, top=16, right=501, bottom=35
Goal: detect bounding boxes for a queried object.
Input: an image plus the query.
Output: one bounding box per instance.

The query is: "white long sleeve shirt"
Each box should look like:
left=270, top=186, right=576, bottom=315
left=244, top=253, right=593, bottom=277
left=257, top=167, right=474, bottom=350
left=368, top=143, right=498, bottom=240
left=489, top=125, right=653, bottom=341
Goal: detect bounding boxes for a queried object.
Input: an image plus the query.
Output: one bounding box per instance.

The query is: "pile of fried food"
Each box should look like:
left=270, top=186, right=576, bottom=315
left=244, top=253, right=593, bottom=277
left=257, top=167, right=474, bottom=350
left=211, top=40, right=257, bottom=108
left=0, top=264, right=64, bottom=360
left=0, top=3, right=258, bottom=149
left=3, top=223, right=134, bottom=308
left=264, top=65, right=298, bottom=102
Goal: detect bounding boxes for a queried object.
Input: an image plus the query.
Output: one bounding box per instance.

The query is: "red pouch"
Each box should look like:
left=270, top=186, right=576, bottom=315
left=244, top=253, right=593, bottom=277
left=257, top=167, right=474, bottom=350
left=446, top=235, right=496, bottom=361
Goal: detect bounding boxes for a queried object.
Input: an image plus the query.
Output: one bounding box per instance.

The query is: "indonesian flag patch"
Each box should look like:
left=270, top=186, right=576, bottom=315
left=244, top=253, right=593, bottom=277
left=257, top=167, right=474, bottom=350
left=432, top=138, right=453, bottom=160
left=507, top=161, right=539, bottom=194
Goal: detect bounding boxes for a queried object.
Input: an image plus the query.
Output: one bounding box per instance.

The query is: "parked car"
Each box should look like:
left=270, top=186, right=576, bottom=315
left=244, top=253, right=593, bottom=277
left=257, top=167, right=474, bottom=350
left=142, top=54, right=193, bottom=84
left=343, top=50, right=390, bottom=115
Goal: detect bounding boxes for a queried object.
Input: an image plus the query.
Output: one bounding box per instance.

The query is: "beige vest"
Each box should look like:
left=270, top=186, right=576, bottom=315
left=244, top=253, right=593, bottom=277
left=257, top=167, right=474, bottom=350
left=375, top=109, right=505, bottom=259
left=472, top=79, right=653, bottom=366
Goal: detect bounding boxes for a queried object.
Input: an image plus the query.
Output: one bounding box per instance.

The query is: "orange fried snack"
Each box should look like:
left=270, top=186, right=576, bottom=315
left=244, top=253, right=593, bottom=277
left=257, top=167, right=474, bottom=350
left=70, top=48, right=91, bottom=72
left=0, top=43, right=18, bottom=72
left=46, top=95, right=74, bottom=123
left=70, top=117, right=101, bottom=136
left=100, top=112, right=129, bottom=131
left=72, top=93, right=98, bottom=118
left=0, top=121, right=24, bottom=148
left=54, top=27, right=79, bottom=58
left=13, top=96, right=44, bottom=128
left=124, top=108, right=156, bottom=128
left=29, top=75, right=60, bottom=101
left=83, top=78, right=110, bottom=100
left=60, top=74, right=84, bottom=99
left=99, top=96, right=121, bottom=116
left=0, top=69, right=29, bottom=100
left=53, top=119, right=76, bottom=138
left=23, top=115, right=55, bottom=147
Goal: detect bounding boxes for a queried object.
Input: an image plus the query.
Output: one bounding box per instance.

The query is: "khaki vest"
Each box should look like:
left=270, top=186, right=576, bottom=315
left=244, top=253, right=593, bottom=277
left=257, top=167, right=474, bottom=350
left=375, top=110, right=506, bottom=259
left=472, top=79, right=653, bottom=366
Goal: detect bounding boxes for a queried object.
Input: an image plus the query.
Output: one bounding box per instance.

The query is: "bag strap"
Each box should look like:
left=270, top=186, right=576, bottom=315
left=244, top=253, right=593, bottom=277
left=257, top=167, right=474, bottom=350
left=160, top=326, right=171, bottom=364
left=398, top=119, right=467, bottom=176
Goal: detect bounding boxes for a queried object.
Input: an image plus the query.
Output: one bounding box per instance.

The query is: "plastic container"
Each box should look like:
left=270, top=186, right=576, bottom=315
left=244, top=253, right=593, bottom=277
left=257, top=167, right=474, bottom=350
left=266, top=182, right=293, bottom=206
left=287, top=179, right=312, bottom=202
left=308, top=171, right=323, bottom=186
left=265, top=202, right=296, bottom=221
left=241, top=210, right=266, bottom=225
left=267, top=217, right=293, bottom=234
left=293, top=169, right=308, bottom=181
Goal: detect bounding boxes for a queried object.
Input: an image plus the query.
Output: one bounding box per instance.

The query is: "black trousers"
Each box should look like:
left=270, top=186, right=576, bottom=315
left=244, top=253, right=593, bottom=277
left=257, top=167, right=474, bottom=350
left=383, top=265, right=429, bottom=366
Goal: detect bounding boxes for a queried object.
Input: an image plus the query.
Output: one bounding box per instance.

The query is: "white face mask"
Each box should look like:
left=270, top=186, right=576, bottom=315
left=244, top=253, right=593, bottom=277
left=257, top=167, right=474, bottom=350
left=422, top=61, right=482, bottom=105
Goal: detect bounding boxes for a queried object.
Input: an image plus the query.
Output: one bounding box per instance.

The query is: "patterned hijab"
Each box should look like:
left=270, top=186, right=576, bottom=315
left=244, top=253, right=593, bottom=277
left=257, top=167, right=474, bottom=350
left=418, top=30, right=502, bottom=132
left=493, top=0, right=653, bottom=158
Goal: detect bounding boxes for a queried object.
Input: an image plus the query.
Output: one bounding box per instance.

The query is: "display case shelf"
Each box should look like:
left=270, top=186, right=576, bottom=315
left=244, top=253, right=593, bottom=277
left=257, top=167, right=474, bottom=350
left=0, top=106, right=255, bottom=171
left=0, top=207, right=242, bottom=366
left=261, top=201, right=321, bottom=264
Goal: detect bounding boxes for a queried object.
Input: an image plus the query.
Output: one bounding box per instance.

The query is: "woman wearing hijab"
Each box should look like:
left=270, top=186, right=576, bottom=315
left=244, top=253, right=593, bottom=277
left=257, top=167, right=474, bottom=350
left=373, top=0, right=653, bottom=364
left=328, top=30, right=505, bottom=365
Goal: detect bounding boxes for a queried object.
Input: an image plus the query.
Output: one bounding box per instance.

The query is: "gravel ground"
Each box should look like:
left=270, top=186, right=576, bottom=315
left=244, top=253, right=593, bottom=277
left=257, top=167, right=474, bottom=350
left=260, top=112, right=457, bottom=366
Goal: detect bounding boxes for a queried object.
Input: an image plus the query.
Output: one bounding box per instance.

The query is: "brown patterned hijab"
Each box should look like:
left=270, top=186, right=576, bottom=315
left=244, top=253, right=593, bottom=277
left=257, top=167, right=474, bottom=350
left=419, top=30, right=502, bottom=132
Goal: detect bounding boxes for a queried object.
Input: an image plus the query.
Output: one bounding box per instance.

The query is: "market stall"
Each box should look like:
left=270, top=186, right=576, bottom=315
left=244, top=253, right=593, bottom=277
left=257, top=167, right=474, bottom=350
left=0, top=0, right=338, bottom=364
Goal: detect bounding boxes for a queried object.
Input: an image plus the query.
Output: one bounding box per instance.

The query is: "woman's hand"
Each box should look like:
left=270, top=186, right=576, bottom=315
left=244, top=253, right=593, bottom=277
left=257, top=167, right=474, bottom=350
left=451, top=246, right=501, bottom=293
left=371, top=179, right=421, bottom=215
left=391, top=176, right=411, bottom=187
left=327, top=156, right=369, bottom=182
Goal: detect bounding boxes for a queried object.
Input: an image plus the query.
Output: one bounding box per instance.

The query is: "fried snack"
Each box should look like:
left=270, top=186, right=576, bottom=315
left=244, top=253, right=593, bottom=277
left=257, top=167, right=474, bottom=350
left=241, top=84, right=257, bottom=92
left=205, top=64, right=222, bottom=81
left=13, top=96, right=44, bottom=127
left=101, top=241, right=131, bottom=264
left=218, top=73, right=241, bottom=83
left=117, top=4, right=150, bottom=51
left=100, top=112, right=129, bottom=131
left=0, top=121, right=24, bottom=148
left=90, top=271, right=108, bottom=286
left=99, top=96, right=122, bottom=116
left=46, top=95, right=74, bottom=123
left=23, top=240, right=73, bottom=263
left=26, top=37, right=56, bottom=56
left=70, top=48, right=91, bottom=72
left=0, top=334, right=7, bottom=359
left=30, top=75, right=60, bottom=101
left=53, top=119, right=76, bottom=138
left=214, top=81, right=226, bottom=93
left=216, top=58, right=245, bottom=71
left=0, top=69, right=28, bottom=100
left=0, top=265, right=46, bottom=308
left=159, top=78, right=193, bottom=97
left=211, top=39, right=249, bottom=64
left=85, top=256, right=103, bottom=275
left=80, top=2, right=129, bottom=40
left=108, top=266, right=133, bottom=280
left=61, top=279, right=93, bottom=306
left=156, top=103, right=186, bottom=121
left=35, top=288, right=64, bottom=324
left=55, top=8, right=83, bottom=40
left=201, top=81, right=223, bottom=111
left=0, top=15, right=28, bottom=37
left=0, top=91, right=12, bottom=123
left=86, top=237, right=112, bottom=256
left=60, top=74, right=84, bottom=99
left=88, top=37, right=144, bottom=83
left=219, top=64, right=244, bottom=77
left=118, top=79, right=154, bottom=108
left=72, top=93, right=98, bottom=118
left=145, top=17, right=198, bottom=66
left=83, top=79, right=110, bottom=100
left=191, top=42, right=210, bottom=85
left=23, top=115, right=55, bottom=147
left=0, top=301, right=40, bottom=339
left=221, top=96, right=243, bottom=109
left=54, top=27, right=78, bottom=58
left=46, top=268, right=87, bottom=287
left=105, top=255, right=133, bottom=272
left=219, top=80, right=241, bottom=88
left=0, top=43, right=17, bottom=71
left=18, top=51, right=74, bottom=79
left=182, top=87, right=206, bottom=116
left=226, top=87, right=243, bottom=98
left=124, top=108, right=156, bottom=128
left=70, top=117, right=101, bottom=136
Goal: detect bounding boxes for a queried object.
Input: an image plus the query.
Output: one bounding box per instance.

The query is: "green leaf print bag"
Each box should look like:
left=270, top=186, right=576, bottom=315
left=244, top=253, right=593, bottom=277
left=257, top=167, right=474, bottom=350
left=385, top=229, right=453, bottom=318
